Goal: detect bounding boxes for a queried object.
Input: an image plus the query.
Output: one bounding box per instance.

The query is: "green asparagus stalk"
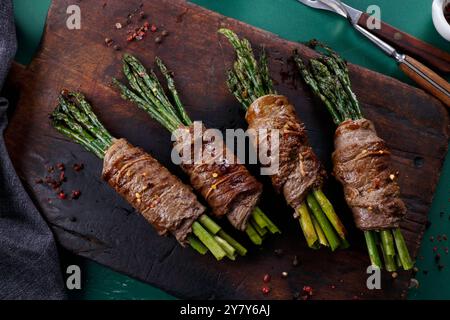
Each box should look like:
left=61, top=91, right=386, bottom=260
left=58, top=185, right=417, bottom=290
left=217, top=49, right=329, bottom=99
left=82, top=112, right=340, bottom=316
left=188, top=235, right=208, bottom=255
left=306, top=194, right=341, bottom=251
left=311, top=214, right=329, bottom=247
left=393, top=228, right=414, bottom=270
left=192, top=222, right=226, bottom=260
left=364, top=231, right=383, bottom=269
left=313, top=189, right=347, bottom=240
left=297, top=202, right=319, bottom=249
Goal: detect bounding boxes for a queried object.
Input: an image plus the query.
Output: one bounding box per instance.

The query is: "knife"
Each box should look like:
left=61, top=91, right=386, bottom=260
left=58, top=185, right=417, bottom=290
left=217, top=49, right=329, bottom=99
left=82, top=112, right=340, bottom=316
left=299, top=0, right=450, bottom=107
left=298, top=0, right=450, bottom=74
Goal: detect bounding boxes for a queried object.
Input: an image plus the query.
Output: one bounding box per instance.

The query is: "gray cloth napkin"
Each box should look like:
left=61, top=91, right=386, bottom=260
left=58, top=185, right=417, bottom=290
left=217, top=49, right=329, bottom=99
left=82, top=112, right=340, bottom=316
left=0, top=0, right=66, bottom=299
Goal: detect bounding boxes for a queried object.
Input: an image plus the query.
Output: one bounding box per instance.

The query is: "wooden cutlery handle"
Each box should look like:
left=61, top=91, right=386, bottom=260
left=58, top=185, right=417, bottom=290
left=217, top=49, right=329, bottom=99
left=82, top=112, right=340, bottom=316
left=399, top=55, right=450, bottom=108
left=358, top=13, right=450, bottom=74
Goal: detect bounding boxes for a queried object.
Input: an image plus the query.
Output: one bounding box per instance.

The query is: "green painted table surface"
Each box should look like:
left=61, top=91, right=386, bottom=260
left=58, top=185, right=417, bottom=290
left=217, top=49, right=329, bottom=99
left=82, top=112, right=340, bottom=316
left=11, top=0, right=450, bottom=300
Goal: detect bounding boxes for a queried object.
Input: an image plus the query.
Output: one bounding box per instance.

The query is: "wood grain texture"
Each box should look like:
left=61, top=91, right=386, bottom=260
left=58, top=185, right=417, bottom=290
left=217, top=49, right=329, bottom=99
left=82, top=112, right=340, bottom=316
left=358, top=13, right=450, bottom=73
left=5, top=0, right=449, bottom=299
left=399, top=55, right=450, bottom=108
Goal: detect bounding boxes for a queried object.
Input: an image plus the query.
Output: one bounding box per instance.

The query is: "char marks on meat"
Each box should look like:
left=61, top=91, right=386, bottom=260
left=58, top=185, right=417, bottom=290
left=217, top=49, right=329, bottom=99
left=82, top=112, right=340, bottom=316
left=174, top=124, right=262, bottom=231
left=102, top=139, right=205, bottom=245
left=333, top=119, right=406, bottom=230
left=246, top=95, right=325, bottom=213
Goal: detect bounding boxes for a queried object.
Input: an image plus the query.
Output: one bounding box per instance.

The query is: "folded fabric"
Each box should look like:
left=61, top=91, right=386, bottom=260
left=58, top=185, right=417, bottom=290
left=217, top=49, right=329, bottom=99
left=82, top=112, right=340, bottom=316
left=0, top=0, right=66, bottom=299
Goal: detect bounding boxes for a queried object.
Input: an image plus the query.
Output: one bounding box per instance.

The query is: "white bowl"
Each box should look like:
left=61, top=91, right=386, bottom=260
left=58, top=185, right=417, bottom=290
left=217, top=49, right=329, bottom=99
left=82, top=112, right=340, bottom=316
left=432, top=0, right=450, bottom=41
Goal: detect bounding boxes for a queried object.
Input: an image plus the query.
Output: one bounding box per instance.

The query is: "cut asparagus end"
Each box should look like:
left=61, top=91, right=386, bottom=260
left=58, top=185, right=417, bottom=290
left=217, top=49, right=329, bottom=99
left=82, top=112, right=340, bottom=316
left=214, top=235, right=237, bottom=260
left=199, top=215, right=247, bottom=257
left=393, top=228, right=414, bottom=270
left=188, top=235, right=208, bottom=255
left=380, top=229, right=395, bottom=257
left=217, top=230, right=247, bottom=256
left=297, top=202, right=320, bottom=249
left=312, top=188, right=347, bottom=240
left=198, top=215, right=221, bottom=234
left=250, top=218, right=268, bottom=237
left=311, top=214, right=329, bottom=247
left=380, top=243, right=397, bottom=272
left=364, top=230, right=383, bottom=269
left=245, top=223, right=263, bottom=245
left=306, top=193, right=341, bottom=251
left=192, top=221, right=226, bottom=260
left=252, top=207, right=281, bottom=234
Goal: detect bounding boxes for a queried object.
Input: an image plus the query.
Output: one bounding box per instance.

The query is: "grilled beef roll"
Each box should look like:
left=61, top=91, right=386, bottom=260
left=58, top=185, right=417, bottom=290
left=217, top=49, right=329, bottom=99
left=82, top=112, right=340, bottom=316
left=332, top=119, right=406, bottom=230
left=102, top=138, right=205, bottom=245
left=246, top=94, right=326, bottom=213
left=174, top=124, right=263, bottom=231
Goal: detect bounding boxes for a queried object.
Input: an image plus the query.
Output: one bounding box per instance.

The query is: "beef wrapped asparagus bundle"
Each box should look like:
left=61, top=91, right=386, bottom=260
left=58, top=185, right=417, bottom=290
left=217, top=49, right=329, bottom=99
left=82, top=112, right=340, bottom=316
left=219, top=29, right=348, bottom=251
left=113, top=54, right=280, bottom=245
left=294, top=41, right=413, bottom=271
left=51, top=90, right=248, bottom=260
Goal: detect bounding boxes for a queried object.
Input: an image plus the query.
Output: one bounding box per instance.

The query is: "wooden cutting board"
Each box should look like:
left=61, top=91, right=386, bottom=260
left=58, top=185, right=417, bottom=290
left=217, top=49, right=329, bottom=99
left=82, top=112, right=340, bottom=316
left=5, top=0, right=449, bottom=299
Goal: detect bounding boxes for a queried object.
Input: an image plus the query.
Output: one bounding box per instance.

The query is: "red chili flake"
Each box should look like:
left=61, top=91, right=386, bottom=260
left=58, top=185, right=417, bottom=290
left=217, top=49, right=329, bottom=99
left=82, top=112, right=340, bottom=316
left=263, top=274, right=271, bottom=283
left=57, top=163, right=65, bottom=171
left=261, top=286, right=270, bottom=295
left=127, top=35, right=134, bottom=42
left=59, top=171, right=66, bottom=182
left=71, top=190, right=81, bottom=200
left=143, top=21, right=150, bottom=28
left=58, top=191, right=67, bottom=200
left=303, top=285, right=313, bottom=296
left=73, top=163, right=84, bottom=172
left=151, top=24, right=157, bottom=32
